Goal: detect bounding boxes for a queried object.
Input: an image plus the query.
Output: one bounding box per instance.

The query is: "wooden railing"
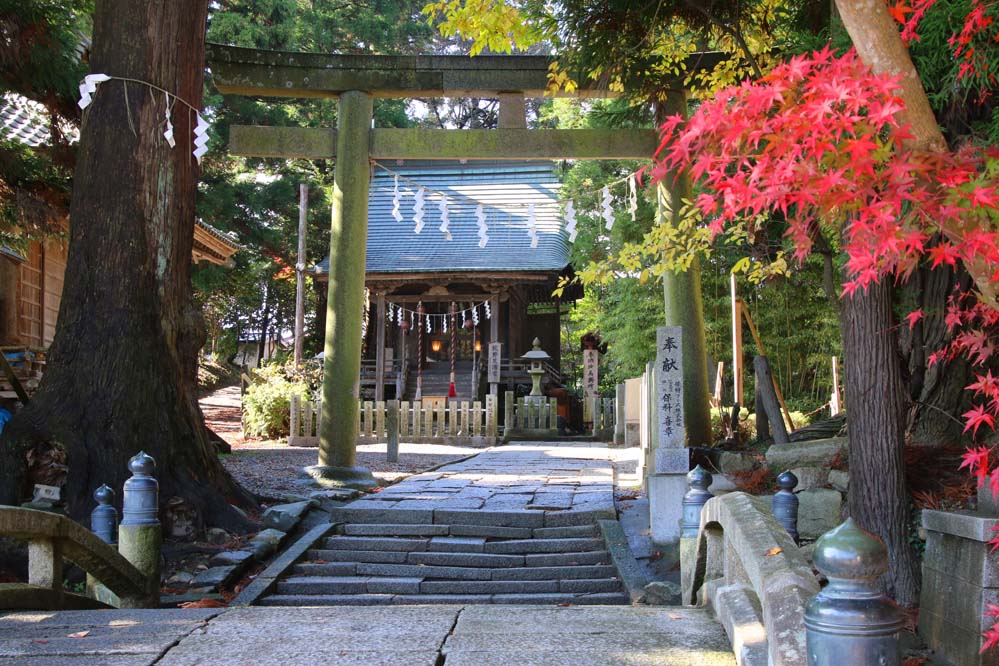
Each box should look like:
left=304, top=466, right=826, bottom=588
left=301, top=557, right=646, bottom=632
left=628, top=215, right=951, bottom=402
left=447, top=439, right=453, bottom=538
left=289, top=394, right=499, bottom=446
left=0, top=506, right=152, bottom=610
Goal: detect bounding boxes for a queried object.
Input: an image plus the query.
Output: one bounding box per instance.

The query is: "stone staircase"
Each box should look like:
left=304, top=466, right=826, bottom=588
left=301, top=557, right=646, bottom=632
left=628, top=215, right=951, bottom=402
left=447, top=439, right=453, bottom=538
left=404, top=361, right=474, bottom=401
left=259, top=513, right=628, bottom=606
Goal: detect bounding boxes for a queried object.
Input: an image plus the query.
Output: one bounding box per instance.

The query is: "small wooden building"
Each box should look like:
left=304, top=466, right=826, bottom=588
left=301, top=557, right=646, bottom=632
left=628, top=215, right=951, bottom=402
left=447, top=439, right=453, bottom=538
left=0, top=222, right=239, bottom=349
left=314, top=161, right=578, bottom=402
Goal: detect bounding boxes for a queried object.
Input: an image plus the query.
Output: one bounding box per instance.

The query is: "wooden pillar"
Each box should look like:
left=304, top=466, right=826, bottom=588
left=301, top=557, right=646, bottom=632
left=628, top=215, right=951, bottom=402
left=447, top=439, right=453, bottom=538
left=312, top=90, right=377, bottom=488
left=294, top=183, right=307, bottom=365
left=489, top=293, right=500, bottom=396
left=375, top=291, right=386, bottom=401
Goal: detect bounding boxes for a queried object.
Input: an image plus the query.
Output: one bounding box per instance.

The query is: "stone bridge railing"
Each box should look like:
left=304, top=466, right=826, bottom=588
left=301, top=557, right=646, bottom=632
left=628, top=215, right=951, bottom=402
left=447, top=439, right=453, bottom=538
left=685, top=492, right=820, bottom=666
left=0, top=451, right=162, bottom=611
left=0, top=506, right=151, bottom=610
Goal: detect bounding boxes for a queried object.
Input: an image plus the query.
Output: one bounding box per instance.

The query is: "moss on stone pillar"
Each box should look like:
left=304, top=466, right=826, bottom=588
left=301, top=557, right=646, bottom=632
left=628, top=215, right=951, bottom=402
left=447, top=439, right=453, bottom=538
left=309, top=90, right=377, bottom=489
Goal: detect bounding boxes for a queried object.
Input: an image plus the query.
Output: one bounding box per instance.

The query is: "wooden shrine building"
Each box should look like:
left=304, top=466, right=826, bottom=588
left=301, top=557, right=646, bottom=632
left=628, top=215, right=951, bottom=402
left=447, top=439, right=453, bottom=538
left=312, top=160, right=578, bottom=403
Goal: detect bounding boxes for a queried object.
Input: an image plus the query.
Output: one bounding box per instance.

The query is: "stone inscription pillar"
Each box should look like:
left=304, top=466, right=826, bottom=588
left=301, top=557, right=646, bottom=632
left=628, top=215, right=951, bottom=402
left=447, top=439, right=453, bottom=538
left=310, top=90, right=377, bottom=489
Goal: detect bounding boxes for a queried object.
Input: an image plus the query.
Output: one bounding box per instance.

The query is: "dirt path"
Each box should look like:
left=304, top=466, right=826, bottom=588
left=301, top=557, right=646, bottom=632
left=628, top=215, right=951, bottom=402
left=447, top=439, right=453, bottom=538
left=200, top=383, right=244, bottom=445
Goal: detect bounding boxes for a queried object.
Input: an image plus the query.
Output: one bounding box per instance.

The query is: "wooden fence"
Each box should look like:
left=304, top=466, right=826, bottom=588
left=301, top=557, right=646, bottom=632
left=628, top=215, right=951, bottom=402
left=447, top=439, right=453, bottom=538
left=289, top=393, right=498, bottom=447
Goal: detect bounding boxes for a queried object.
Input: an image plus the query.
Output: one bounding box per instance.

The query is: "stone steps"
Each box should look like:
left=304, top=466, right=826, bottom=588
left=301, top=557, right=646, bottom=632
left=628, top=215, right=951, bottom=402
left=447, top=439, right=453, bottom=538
left=260, top=518, right=628, bottom=607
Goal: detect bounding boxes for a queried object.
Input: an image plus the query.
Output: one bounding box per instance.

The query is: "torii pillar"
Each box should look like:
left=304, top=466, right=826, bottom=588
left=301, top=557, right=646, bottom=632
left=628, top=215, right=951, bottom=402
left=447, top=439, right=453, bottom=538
left=305, top=90, right=378, bottom=489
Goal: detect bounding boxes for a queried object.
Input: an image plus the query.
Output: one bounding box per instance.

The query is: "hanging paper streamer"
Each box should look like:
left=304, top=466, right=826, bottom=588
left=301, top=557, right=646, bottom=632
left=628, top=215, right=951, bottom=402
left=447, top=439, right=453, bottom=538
left=628, top=174, right=638, bottom=221
left=78, top=73, right=111, bottom=110
left=391, top=175, right=403, bottom=222
left=527, top=204, right=538, bottom=249
left=443, top=313, right=448, bottom=333
left=426, top=315, right=431, bottom=333
left=193, top=113, right=210, bottom=164
left=162, top=93, right=175, bottom=148
left=484, top=301, right=491, bottom=320
left=461, top=309, right=466, bottom=327
left=564, top=200, right=578, bottom=243
left=472, top=305, right=479, bottom=326
left=475, top=204, right=489, bottom=249
left=438, top=196, right=452, bottom=241
left=601, top=186, right=615, bottom=230
left=413, top=187, right=426, bottom=234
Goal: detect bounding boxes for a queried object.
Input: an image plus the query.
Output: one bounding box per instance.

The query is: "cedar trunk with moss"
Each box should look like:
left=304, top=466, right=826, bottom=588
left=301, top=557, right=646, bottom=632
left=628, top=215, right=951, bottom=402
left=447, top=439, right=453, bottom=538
left=0, top=0, right=256, bottom=531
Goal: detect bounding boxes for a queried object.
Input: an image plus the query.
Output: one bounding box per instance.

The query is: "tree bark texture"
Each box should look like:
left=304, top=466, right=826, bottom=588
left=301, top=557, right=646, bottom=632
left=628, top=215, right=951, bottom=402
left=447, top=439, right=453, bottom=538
left=900, top=262, right=978, bottom=445
left=840, top=278, right=920, bottom=605
left=0, top=0, right=256, bottom=530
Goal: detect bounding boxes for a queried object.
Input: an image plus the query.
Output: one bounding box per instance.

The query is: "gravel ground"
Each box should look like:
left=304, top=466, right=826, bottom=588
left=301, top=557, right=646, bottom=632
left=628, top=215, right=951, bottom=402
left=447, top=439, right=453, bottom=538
left=221, top=441, right=479, bottom=500
left=198, top=383, right=477, bottom=499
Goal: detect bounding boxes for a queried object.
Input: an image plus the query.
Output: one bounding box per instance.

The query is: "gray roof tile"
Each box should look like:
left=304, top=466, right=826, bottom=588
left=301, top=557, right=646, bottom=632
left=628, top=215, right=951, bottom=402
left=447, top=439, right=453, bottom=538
left=316, top=161, right=568, bottom=274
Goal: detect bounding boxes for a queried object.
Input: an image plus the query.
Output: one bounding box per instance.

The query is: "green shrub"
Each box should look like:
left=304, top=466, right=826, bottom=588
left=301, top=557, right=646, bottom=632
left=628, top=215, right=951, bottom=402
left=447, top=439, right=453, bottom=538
left=242, top=364, right=310, bottom=438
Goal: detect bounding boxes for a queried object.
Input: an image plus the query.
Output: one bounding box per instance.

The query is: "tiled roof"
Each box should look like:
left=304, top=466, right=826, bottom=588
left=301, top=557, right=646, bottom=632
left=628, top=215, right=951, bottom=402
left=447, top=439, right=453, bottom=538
left=315, top=161, right=568, bottom=274
left=0, top=94, right=51, bottom=147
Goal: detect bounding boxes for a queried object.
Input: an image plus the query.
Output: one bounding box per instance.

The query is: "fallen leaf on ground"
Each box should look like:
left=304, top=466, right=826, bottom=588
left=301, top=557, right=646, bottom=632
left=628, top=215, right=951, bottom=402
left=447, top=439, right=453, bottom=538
left=764, top=547, right=782, bottom=556
left=667, top=613, right=683, bottom=620
left=649, top=551, right=663, bottom=562
left=31, top=640, right=48, bottom=644
left=557, top=602, right=572, bottom=607
left=178, top=599, right=227, bottom=609
left=67, top=631, right=90, bottom=638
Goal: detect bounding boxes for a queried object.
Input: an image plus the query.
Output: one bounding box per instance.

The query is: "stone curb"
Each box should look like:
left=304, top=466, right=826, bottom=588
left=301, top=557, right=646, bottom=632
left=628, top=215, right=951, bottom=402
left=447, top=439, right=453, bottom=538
left=230, top=522, right=336, bottom=607
left=598, top=519, right=649, bottom=604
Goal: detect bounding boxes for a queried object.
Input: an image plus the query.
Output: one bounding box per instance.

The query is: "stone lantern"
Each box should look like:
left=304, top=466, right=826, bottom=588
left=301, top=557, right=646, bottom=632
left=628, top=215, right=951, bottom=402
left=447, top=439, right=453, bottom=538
left=519, top=337, right=551, bottom=403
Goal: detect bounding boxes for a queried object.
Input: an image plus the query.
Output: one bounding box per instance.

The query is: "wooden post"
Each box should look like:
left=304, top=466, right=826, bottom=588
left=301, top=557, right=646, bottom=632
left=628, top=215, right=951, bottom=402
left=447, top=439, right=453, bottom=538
left=754, top=378, right=771, bottom=443
left=831, top=356, right=842, bottom=416
left=741, top=302, right=795, bottom=431
left=294, top=183, right=307, bottom=366
left=386, top=400, right=399, bottom=462
left=489, top=294, right=500, bottom=396
left=753, top=356, right=788, bottom=444
left=486, top=393, right=497, bottom=437
left=712, top=361, right=724, bottom=408
left=375, top=400, right=386, bottom=442
left=289, top=394, right=301, bottom=442
left=504, top=391, right=514, bottom=432
left=314, top=90, right=376, bottom=487
left=731, top=273, right=743, bottom=409
left=375, top=292, right=386, bottom=401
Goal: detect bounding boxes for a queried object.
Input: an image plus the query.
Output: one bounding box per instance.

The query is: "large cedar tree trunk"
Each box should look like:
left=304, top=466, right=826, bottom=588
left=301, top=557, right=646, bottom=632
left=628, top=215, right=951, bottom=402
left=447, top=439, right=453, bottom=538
left=840, top=278, right=920, bottom=605
left=900, top=262, right=977, bottom=445
left=0, top=0, right=256, bottom=530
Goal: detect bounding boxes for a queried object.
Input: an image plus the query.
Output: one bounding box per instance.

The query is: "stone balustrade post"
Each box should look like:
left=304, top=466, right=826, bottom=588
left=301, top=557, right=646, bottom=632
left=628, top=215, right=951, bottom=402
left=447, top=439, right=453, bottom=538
left=87, top=484, right=119, bottom=606
left=118, top=451, right=161, bottom=608
left=805, top=518, right=903, bottom=665
left=772, top=470, right=800, bottom=544
left=680, top=465, right=713, bottom=605
left=91, top=484, right=117, bottom=544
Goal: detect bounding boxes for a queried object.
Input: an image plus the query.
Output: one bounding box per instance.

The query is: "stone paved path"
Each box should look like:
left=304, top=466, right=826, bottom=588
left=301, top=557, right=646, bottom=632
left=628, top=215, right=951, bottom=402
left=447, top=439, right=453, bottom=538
left=0, top=606, right=736, bottom=665
left=343, top=443, right=616, bottom=518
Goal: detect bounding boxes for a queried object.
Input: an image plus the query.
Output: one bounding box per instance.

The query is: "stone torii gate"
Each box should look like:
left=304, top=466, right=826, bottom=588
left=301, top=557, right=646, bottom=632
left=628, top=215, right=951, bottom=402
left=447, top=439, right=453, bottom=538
left=207, top=44, right=718, bottom=487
